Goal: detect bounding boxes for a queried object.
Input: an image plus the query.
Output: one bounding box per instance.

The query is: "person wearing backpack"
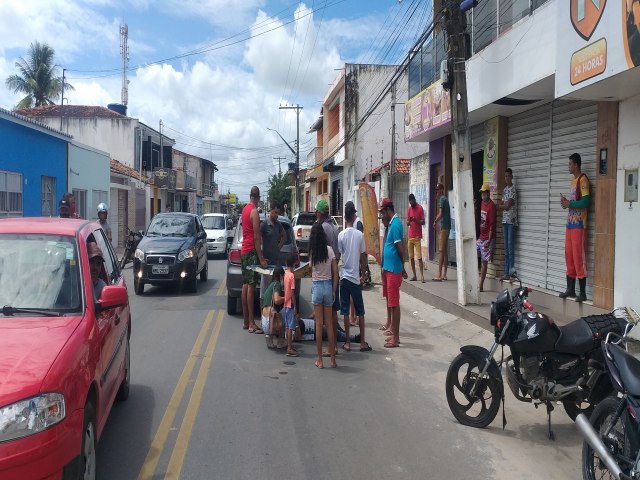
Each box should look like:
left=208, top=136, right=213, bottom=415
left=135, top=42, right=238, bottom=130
left=560, top=152, right=591, bottom=303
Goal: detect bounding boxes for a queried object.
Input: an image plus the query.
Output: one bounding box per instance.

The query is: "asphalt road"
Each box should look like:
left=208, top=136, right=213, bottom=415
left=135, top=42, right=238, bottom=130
left=96, top=257, right=584, bottom=480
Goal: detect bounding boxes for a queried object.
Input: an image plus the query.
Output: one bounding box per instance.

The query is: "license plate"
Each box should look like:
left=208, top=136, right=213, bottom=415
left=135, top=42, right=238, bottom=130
left=152, top=265, right=169, bottom=275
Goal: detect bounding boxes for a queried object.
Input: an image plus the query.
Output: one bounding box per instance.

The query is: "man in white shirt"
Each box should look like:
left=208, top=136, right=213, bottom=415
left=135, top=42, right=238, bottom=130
left=338, top=201, right=371, bottom=352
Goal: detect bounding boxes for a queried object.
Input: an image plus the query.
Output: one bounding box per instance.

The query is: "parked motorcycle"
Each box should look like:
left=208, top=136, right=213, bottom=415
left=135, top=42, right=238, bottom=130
left=119, top=226, right=143, bottom=270
left=576, top=308, right=640, bottom=480
left=445, top=273, right=631, bottom=440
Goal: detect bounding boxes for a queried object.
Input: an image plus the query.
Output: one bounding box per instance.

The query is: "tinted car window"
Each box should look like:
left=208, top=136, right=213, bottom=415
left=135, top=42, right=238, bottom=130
left=281, top=223, right=293, bottom=246
left=147, top=216, right=193, bottom=237
left=92, top=228, right=118, bottom=284
left=296, top=214, right=316, bottom=226
left=202, top=216, right=226, bottom=230
left=0, top=234, right=81, bottom=311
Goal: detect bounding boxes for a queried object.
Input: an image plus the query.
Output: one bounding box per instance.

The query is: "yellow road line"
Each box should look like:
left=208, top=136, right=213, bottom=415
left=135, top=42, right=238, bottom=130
left=137, top=310, right=215, bottom=480
left=216, top=276, right=226, bottom=297
left=164, top=310, right=224, bottom=480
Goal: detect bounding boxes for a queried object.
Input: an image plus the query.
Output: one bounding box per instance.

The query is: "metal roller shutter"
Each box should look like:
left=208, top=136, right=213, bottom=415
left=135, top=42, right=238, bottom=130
left=507, top=103, right=552, bottom=288
left=547, top=100, right=597, bottom=295
left=471, top=123, right=485, bottom=154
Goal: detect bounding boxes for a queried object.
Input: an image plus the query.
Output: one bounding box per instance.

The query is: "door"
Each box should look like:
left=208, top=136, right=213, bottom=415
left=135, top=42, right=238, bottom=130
left=91, top=227, right=129, bottom=413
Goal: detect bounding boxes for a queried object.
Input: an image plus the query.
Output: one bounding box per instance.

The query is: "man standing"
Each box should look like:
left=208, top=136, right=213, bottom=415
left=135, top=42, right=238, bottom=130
left=338, top=201, right=371, bottom=352
left=260, top=201, right=285, bottom=308
left=379, top=198, right=408, bottom=348
left=476, top=184, right=496, bottom=292
left=497, top=168, right=517, bottom=280
left=560, top=153, right=590, bottom=302
left=406, top=193, right=426, bottom=283
left=432, top=183, right=450, bottom=281
left=241, top=186, right=268, bottom=333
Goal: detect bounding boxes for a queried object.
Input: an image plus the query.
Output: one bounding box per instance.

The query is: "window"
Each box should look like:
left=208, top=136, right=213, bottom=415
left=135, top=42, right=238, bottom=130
left=327, top=103, right=340, bottom=140
left=317, top=178, right=328, bottom=195
left=473, top=0, right=498, bottom=53
left=499, top=0, right=530, bottom=33
left=0, top=170, right=23, bottom=217
left=72, top=189, right=87, bottom=219
left=42, top=176, right=56, bottom=217
left=92, top=190, right=108, bottom=220
left=92, top=229, right=119, bottom=284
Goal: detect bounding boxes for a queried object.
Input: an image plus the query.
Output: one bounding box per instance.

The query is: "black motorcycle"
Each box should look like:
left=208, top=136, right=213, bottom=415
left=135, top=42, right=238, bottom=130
left=576, top=309, right=640, bottom=480
left=445, top=274, right=630, bottom=439
left=119, top=226, right=143, bottom=270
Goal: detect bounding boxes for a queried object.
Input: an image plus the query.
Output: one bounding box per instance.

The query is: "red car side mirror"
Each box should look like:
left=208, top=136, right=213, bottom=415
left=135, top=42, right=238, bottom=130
left=98, top=285, right=128, bottom=311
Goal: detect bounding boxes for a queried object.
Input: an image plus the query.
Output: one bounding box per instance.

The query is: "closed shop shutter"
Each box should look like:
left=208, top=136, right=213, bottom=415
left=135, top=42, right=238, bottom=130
left=547, top=100, right=597, bottom=295
left=471, top=123, right=485, bottom=154
left=507, top=103, right=552, bottom=288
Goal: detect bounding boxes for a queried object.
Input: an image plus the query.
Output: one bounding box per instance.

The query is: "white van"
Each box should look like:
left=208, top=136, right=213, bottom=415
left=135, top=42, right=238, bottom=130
left=201, top=213, right=234, bottom=257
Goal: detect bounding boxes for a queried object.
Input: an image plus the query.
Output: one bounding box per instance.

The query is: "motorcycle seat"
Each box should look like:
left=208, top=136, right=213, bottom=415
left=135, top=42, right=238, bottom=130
left=609, top=344, right=640, bottom=397
left=555, top=319, right=596, bottom=356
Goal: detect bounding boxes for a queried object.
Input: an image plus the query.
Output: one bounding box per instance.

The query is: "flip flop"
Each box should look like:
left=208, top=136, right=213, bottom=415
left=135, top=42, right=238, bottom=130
left=384, top=341, right=399, bottom=348
left=315, top=360, right=324, bottom=369
left=286, top=351, right=299, bottom=357
left=432, top=278, right=442, bottom=282
left=360, top=344, right=372, bottom=352
left=248, top=328, right=257, bottom=333
left=378, top=325, right=388, bottom=331
left=342, top=343, right=351, bottom=352
left=254, top=328, right=264, bottom=334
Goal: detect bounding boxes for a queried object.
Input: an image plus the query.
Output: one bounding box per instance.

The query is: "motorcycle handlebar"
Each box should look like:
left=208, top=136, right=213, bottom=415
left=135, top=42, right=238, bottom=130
left=523, top=300, right=534, bottom=312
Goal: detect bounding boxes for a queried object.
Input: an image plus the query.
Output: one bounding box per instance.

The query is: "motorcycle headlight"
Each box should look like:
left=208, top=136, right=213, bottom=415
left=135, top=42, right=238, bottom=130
left=178, top=249, right=194, bottom=262
left=217, top=236, right=225, bottom=242
left=134, top=249, right=145, bottom=261
left=0, top=393, right=65, bottom=442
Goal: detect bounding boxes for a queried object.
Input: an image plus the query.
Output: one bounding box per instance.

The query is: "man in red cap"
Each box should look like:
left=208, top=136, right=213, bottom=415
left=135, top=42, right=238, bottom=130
left=379, top=198, right=407, bottom=348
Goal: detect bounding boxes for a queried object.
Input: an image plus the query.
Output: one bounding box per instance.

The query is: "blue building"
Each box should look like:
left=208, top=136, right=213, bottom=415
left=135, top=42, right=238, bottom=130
left=0, top=107, right=70, bottom=217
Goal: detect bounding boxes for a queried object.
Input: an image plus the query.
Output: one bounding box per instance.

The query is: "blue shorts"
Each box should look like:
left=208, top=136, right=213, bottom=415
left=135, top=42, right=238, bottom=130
left=339, top=278, right=365, bottom=317
left=311, top=279, right=333, bottom=306
left=282, top=307, right=296, bottom=331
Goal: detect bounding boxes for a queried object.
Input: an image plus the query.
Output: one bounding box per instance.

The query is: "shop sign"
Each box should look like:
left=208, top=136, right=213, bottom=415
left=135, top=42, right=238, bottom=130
left=404, top=79, right=451, bottom=141
left=556, top=0, right=640, bottom=96
left=483, top=117, right=499, bottom=192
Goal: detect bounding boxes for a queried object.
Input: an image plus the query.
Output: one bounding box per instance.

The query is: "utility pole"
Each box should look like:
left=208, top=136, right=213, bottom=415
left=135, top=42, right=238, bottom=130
left=390, top=81, right=397, bottom=178
left=273, top=156, right=287, bottom=174
left=445, top=1, right=480, bottom=305
left=159, top=119, right=163, bottom=168
left=279, top=104, right=303, bottom=215
left=60, top=68, right=66, bottom=131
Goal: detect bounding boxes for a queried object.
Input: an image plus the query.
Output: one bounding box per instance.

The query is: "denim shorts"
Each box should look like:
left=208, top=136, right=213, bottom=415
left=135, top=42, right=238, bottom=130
left=340, top=278, right=365, bottom=317
left=311, top=279, right=333, bottom=306
left=282, top=307, right=296, bottom=331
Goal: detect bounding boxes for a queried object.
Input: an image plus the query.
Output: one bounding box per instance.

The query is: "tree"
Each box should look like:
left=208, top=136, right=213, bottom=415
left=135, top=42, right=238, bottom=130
left=5, top=41, right=73, bottom=109
left=266, top=171, right=291, bottom=209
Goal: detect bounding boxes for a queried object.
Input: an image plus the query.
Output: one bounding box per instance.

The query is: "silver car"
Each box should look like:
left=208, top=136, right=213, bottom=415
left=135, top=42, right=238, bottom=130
left=226, top=214, right=301, bottom=315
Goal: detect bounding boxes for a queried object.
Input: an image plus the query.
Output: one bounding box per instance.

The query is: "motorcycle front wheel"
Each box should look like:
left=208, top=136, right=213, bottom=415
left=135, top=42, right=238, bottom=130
left=582, top=396, right=633, bottom=480
left=445, top=353, right=502, bottom=428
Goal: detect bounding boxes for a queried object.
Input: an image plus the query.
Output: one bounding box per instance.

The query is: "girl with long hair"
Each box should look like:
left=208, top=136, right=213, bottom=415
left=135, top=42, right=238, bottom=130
left=309, top=222, right=339, bottom=368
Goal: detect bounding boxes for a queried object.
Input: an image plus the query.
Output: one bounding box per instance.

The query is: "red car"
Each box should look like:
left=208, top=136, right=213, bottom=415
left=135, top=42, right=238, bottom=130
left=0, top=218, right=131, bottom=480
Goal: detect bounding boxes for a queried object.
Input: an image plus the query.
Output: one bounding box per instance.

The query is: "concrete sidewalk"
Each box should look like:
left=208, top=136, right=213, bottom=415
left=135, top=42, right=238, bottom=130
left=370, top=259, right=607, bottom=330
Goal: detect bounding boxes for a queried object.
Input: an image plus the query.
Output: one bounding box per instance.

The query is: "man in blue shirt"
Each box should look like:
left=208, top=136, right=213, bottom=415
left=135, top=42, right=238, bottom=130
left=379, top=198, right=407, bottom=348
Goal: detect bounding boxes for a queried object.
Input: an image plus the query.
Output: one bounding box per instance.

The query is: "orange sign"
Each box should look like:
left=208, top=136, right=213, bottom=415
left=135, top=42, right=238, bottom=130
left=571, top=0, right=607, bottom=40
left=570, top=38, right=607, bottom=84
left=358, top=183, right=381, bottom=265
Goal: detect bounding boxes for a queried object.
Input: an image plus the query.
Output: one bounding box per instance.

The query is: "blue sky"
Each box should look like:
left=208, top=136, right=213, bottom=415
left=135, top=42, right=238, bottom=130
left=0, top=0, right=432, bottom=199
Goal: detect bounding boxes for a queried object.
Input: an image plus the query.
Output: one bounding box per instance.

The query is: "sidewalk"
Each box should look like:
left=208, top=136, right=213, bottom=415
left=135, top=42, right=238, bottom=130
left=370, top=260, right=607, bottom=330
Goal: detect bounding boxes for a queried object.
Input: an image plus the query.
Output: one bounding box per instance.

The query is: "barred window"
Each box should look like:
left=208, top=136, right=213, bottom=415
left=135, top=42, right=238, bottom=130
left=0, top=170, right=23, bottom=217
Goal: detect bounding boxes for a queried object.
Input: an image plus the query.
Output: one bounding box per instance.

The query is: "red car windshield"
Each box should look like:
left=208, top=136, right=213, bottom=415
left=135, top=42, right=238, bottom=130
left=0, top=234, right=82, bottom=313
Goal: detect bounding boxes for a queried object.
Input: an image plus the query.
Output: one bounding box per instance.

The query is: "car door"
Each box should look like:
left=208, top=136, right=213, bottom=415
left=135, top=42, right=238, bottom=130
left=92, top=227, right=129, bottom=412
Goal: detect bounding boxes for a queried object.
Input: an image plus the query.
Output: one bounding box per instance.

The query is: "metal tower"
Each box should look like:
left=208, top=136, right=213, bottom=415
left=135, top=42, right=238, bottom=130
left=120, top=24, right=129, bottom=106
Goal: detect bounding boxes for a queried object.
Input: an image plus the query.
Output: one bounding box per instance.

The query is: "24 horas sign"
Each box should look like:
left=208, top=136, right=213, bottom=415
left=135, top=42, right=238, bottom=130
left=556, top=0, right=640, bottom=96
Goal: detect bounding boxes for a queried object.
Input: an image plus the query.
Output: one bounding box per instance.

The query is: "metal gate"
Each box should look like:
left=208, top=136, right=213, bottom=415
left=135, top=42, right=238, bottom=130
left=546, top=100, right=597, bottom=295
left=471, top=123, right=485, bottom=154
left=507, top=103, right=553, bottom=288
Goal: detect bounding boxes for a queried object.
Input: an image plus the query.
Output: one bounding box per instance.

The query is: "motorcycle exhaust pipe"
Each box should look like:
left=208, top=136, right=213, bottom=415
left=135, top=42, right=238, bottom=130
left=575, top=413, right=626, bottom=480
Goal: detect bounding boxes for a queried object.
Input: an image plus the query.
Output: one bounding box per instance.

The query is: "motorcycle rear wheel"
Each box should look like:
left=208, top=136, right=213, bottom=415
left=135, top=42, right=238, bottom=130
left=446, top=353, right=501, bottom=428
left=563, top=397, right=594, bottom=421
left=582, top=396, right=633, bottom=480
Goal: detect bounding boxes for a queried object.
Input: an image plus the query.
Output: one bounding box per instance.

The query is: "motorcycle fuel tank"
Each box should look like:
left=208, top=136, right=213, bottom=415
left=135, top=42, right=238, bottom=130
left=511, top=312, right=559, bottom=354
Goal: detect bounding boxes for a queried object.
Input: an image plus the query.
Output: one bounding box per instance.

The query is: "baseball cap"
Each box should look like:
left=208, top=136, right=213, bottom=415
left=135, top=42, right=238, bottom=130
left=378, top=198, right=394, bottom=212
left=344, top=201, right=356, bottom=216
left=316, top=199, right=329, bottom=213
left=87, top=242, right=104, bottom=260
left=479, top=183, right=491, bottom=192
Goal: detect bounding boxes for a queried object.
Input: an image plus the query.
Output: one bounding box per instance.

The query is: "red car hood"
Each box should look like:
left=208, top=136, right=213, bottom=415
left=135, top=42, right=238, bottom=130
left=0, top=315, right=83, bottom=407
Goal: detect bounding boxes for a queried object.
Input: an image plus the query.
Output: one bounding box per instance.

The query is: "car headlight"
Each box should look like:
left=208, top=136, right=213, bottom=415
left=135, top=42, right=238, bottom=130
left=134, top=248, right=145, bottom=261
left=217, top=236, right=225, bottom=242
left=0, top=393, right=65, bottom=442
left=178, top=249, right=194, bottom=262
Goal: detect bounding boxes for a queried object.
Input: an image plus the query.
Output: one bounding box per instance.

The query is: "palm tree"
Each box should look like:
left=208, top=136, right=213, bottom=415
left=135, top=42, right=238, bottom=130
left=5, top=41, right=73, bottom=109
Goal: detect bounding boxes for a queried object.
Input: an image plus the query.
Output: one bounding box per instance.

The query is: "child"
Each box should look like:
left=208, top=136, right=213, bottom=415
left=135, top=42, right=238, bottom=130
left=282, top=256, right=298, bottom=357
left=261, top=266, right=284, bottom=349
